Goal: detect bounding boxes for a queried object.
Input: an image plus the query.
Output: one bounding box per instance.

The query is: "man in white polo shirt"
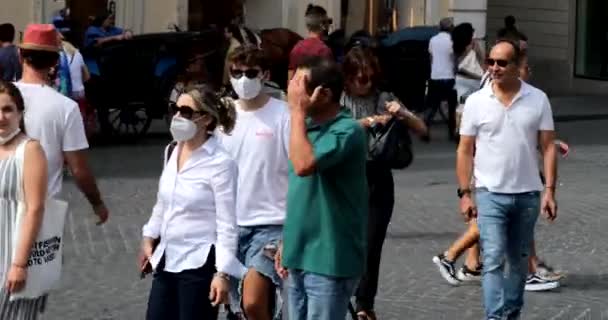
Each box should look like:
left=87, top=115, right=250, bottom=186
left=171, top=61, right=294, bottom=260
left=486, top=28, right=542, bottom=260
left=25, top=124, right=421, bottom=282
left=457, top=40, right=557, bottom=320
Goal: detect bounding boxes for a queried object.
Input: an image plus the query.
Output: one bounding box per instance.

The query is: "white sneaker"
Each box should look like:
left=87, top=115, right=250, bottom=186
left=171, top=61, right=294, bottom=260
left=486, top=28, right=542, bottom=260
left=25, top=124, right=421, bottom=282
left=432, top=254, right=461, bottom=286
left=525, top=273, right=560, bottom=291
left=456, top=265, right=482, bottom=282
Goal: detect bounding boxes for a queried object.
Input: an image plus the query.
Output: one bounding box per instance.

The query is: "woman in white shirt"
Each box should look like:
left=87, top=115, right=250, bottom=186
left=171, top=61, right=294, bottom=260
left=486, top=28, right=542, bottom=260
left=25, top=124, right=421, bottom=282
left=453, top=23, right=485, bottom=138
left=140, top=85, right=239, bottom=320
left=452, top=23, right=485, bottom=101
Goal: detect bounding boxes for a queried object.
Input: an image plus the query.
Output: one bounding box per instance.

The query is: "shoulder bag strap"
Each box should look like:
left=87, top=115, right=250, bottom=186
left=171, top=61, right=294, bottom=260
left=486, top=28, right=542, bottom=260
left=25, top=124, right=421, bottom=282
left=163, top=141, right=178, bottom=168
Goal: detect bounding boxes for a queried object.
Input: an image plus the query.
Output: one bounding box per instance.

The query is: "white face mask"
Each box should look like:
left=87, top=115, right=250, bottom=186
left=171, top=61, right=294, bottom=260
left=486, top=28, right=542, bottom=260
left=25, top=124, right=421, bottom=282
left=170, top=116, right=198, bottom=142
left=230, top=76, right=262, bottom=100
left=0, top=128, right=20, bottom=145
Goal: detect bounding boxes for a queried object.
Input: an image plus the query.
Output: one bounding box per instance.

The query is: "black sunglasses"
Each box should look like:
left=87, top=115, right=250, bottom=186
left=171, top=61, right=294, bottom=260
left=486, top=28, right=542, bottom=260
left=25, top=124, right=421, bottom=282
left=485, top=58, right=511, bottom=68
left=230, top=68, right=261, bottom=79
left=169, top=103, right=202, bottom=120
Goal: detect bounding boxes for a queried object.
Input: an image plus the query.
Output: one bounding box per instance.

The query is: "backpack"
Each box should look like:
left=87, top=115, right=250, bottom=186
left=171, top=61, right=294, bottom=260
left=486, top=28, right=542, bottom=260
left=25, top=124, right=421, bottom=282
left=56, top=51, right=73, bottom=98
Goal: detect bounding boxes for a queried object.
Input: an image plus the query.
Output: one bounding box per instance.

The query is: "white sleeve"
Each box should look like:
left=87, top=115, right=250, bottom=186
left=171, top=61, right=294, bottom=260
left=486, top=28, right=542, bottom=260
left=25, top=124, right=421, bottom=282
left=74, top=51, right=85, bottom=69
left=62, top=103, right=89, bottom=151
left=142, top=178, right=165, bottom=239
left=459, top=97, right=479, bottom=136
left=539, top=94, right=555, bottom=131
left=211, top=160, right=242, bottom=275
left=281, top=111, right=291, bottom=155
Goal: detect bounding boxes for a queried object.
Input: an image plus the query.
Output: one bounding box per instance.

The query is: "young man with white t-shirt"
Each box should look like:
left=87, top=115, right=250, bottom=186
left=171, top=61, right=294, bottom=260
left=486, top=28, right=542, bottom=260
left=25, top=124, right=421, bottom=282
left=457, top=40, right=557, bottom=320
left=16, top=24, right=108, bottom=224
left=218, top=46, right=289, bottom=320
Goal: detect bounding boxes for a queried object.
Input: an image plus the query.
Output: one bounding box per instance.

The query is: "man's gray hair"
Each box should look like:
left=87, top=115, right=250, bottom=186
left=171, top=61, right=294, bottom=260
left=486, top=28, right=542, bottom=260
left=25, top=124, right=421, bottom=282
left=439, top=17, right=454, bottom=32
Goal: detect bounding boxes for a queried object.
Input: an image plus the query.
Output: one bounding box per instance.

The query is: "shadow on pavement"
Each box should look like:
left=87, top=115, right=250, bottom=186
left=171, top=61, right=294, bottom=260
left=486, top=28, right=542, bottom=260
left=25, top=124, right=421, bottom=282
left=561, top=274, right=608, bottom=292
left=386, top=231, right=460, bottom=241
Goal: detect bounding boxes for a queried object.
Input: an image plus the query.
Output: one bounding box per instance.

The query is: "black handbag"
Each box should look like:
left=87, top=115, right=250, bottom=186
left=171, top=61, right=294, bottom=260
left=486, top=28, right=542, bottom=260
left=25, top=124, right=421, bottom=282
left=368, top=117, right=413, bottom=169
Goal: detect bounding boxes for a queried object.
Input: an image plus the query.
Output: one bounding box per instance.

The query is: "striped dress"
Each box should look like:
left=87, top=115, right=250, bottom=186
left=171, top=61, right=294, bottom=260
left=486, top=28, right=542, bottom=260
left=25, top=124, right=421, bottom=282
left=0, top=139, right=46, bottom=320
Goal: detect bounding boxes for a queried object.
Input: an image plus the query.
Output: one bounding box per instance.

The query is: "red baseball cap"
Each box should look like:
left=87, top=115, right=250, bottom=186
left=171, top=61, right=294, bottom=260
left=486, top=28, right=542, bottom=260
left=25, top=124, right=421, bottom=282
left=19, top=24, right=60, bottom=52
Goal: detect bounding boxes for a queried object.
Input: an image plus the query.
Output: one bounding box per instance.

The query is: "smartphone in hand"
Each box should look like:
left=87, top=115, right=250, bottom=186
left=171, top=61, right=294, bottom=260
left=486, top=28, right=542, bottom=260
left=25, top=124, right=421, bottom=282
left=140, top=259, right=153, bottom=279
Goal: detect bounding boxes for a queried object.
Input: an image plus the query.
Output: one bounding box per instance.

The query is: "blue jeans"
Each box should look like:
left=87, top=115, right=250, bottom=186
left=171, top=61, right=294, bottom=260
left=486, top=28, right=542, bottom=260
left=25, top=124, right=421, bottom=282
left=287, top=270, right=358, bottom=320
left=230, top=225, right=283, bottom=319
left=476, top=189, right=540, bottom=320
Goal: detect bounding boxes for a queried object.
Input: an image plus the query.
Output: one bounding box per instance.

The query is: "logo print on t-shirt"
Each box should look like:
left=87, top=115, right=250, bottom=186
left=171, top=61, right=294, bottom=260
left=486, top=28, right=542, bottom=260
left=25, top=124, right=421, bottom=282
left=255, top=129, right=274, bottom=138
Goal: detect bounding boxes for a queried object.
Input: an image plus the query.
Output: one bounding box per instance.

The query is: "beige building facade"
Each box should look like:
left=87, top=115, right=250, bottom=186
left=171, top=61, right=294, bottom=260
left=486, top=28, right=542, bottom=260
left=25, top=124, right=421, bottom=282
left=487, top=0, right=608, bottom=95
left=244, top=0, right=341, bottom=36
left=2, top=0, right=463, bottom=40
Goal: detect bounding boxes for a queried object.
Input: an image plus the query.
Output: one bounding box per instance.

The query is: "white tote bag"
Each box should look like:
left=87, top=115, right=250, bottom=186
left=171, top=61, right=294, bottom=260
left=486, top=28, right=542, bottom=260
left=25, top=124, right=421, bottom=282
left=10, top=139, right=68, bottom=300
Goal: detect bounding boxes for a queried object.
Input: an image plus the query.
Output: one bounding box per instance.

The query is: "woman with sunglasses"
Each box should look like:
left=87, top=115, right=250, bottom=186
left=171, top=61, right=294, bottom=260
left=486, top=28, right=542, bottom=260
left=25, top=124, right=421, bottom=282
left=340, top=47, right=428, bottom=320
left=141, top=85, right=244, bottom=320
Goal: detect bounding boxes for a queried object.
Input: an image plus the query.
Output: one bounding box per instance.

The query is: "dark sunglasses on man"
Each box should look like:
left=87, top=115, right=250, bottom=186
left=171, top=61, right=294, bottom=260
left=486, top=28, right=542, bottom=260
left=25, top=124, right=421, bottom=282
left=485, top=58, right=511, bottom=68
left=230, top=68, right=261, bottom=79
left=169, top=102, right=203, bottom=120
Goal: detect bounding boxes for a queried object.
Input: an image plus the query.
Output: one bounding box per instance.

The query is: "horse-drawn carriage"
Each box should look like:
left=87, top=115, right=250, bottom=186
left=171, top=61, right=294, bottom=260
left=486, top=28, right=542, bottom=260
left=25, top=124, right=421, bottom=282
left=82, top=26, right=302, bottom=138
left=83, top=29, right=226, bottom=137
left=377, top=26, right=439, bottom=112
left=81, top=23, right=440, bottom=138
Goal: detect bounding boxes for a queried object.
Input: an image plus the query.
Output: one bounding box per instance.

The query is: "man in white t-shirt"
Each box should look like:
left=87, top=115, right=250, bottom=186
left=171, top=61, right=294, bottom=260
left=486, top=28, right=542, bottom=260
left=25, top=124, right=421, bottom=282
left=16, top=24, right=108, bottom=225
left=218, top=46, right=289, bottom=320
left=457, top=40, right=557, bottom=319
left=426, top=17, right=458, bottom=140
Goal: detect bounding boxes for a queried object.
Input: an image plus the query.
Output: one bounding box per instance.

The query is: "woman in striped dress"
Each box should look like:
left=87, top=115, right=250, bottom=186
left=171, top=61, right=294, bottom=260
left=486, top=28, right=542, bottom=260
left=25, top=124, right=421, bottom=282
left=0, top=81, right=49, bottom=319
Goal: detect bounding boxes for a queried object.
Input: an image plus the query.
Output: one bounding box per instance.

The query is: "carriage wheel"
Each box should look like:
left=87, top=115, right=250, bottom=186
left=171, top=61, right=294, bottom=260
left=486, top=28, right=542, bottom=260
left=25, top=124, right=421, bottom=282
left=105, top=104, right=153, bottom=136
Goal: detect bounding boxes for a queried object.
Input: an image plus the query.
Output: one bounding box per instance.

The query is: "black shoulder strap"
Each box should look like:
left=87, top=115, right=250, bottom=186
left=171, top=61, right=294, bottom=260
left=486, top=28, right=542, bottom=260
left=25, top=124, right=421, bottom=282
left=164, top=141, right=178, bottom=166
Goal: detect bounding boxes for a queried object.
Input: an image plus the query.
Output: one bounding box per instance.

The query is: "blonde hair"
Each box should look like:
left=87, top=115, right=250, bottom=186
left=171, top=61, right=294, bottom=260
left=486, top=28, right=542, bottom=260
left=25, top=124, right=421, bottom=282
left=184, top=85, right=236, bottom=134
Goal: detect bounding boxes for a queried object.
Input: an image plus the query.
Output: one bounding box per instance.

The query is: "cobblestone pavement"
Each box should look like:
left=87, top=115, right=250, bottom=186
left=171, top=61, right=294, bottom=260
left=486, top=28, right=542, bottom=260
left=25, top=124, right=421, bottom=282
left=44, top=117, right=608, bottom=320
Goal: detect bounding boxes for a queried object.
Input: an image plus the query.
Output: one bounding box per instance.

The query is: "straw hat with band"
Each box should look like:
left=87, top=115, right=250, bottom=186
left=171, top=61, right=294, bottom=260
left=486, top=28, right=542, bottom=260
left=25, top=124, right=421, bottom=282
left=19, top=24, right=61, bottom=52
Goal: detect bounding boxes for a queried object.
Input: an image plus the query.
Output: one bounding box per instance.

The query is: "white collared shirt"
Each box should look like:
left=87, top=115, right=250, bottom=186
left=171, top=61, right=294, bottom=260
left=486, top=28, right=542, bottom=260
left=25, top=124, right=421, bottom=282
left=142, top=136, right=244, bottom=275
left=459, top=81, right=554, bottom=193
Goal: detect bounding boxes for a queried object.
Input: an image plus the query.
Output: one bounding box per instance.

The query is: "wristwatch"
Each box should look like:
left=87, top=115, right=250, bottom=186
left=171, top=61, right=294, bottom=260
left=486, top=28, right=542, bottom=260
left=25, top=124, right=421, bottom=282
left=457, top=188, right=472, bottom=198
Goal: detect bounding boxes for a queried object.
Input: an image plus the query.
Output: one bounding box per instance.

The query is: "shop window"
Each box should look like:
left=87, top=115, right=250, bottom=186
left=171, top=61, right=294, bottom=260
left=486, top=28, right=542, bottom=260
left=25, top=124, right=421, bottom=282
left=575, top=0, right=608, bottom=79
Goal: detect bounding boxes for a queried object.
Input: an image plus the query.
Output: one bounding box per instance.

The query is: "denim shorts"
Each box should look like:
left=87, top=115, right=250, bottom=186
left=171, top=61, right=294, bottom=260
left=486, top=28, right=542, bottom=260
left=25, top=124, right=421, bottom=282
left=230, top=225, right=283, bottom=319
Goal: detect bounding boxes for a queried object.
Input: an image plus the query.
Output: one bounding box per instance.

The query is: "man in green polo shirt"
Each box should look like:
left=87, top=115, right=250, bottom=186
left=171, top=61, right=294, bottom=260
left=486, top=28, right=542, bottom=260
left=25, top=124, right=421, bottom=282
left=275, top=56, right=368, bottom=320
